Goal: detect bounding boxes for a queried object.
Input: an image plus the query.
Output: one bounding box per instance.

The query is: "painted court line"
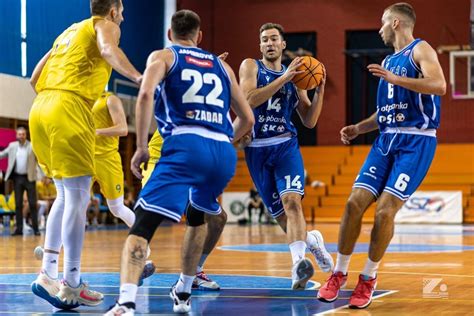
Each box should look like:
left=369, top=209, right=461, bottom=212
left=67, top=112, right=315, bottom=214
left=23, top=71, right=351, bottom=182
left=2, top=269, right=474, bottom=278
left=318, top=290, right=398, bottom=315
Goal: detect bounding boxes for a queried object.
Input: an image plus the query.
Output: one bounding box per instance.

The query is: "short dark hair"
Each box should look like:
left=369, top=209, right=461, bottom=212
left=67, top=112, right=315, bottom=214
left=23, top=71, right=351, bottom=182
left=171, top=10, right=201, bottom=39
left=90, top=0, right=121, bottom=16
left=259, top=23, right=285, bottom=39
left=385, top=2, right=416, bottom=26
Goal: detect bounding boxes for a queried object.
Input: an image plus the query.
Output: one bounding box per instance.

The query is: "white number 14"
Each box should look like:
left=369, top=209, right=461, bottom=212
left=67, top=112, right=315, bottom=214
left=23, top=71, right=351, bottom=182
left=285, top=175, right=302, bottom=190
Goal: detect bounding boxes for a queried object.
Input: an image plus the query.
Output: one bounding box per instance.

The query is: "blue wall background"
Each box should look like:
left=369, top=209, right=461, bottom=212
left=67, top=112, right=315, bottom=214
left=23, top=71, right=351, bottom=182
left=1, top=0, right=164, bottom=84
left=0, top=0, right=21, bottom=75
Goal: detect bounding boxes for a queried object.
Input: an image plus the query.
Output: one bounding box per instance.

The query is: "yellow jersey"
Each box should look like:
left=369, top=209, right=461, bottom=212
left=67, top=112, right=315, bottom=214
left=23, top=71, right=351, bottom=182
left=36, top=16, right=112, bottom=105
left=92, top=92, right=119, bottom=156
left=148, top=130, right=164, bottom=163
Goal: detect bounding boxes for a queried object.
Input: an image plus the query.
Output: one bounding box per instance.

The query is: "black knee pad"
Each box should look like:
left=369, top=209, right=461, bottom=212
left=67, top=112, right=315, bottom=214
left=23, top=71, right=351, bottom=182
left=129, top=206, right=164, bottom=242
left=186, top=204, right=205, bottom=227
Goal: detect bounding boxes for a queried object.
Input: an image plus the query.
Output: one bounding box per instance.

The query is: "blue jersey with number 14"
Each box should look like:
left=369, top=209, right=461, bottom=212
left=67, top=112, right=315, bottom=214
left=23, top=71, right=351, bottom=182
left=377, top=39, right=441, bottom=131
left=252, top=60, right=299, bottom=140
left=154, top=45, right=233, bottom=139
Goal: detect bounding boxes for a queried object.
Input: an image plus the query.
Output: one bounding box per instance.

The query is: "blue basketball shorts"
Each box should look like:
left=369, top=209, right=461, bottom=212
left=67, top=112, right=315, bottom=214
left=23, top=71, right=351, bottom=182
left=136, top=134, right=237, bottom=222
left=353, top=132, right=437, bottom=201
left=244, top=137, right=304, bottom=218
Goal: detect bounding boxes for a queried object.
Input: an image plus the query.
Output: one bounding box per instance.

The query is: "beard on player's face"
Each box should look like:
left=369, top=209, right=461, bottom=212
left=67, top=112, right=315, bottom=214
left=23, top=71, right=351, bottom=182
left=261, top=45, right=283, bottom=62
left=383, top=29, right=395, bottom=46
left=263, top=51, right=281, bottom=62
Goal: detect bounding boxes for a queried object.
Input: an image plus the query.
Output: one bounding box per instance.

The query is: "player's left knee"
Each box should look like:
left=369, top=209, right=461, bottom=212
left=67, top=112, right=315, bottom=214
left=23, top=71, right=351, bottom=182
left=108, top=203, right=123, bottom=217
left=375, top=208, right=397, bottom=222
left=206, top=209, right=227, bottom=227
left=186, top=204, right=205, bottom=227
left=281, top=193, right=302, bottom=212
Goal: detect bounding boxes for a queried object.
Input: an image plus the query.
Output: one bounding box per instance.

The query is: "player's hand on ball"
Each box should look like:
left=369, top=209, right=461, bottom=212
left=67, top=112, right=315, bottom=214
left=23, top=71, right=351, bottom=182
left=131, top=147, right=150, bottom=179
left=283, top=57, right=305, bottom=83
left=340, top=125, right=359, bottom=145
left=316, top=72, right=326, bottom=93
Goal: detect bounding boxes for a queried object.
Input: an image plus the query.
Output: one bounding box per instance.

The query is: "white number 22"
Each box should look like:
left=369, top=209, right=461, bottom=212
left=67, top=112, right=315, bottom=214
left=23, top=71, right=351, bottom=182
left=181, top=69, right=224, bottom=108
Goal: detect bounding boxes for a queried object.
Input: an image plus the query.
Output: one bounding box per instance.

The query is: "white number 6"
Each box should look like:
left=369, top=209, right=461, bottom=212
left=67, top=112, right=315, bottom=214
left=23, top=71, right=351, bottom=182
left=394, top=173, right=410, bottom=192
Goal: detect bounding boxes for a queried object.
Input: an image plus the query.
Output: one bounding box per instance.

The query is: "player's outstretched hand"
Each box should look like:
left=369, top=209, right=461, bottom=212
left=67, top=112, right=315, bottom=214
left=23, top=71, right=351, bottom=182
left=218, top=52, right=229, bottom=61
left=340, top=125, right=359, bottom=145
left=283, top=57, right=305, bottom=83
left=367, top=64, right=397, bottom=84
left=131, top=147, right=150, bottom=179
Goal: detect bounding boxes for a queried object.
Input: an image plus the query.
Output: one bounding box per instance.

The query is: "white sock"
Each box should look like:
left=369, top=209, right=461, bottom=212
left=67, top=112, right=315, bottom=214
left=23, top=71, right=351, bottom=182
left=334, top=252, right=351, bottom=274
left=289, top=240, right=307, bottom=264
left=361, top=258, right=380, bottom=279
left=118, top=283, right=138, bottom=304
left=42, top=252, right=59, bottom=279
left=196, top=254, right=209, bottom=273
left=64, top=259, right=81, bottom=287
left=175, top=273, right=195, bottom=294
left=42, top=179, right=65, bottom=278
left=107, top=196, right=136, bottom=227
left=62, top=176, right=91, bottom=288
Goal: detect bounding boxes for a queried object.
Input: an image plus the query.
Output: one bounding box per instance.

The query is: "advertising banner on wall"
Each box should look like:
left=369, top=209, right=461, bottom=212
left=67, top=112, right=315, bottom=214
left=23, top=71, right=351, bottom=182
left=221, top=192, right=250, bottom=223
left=0, top=128, right=16, bottom=172
left=395, top=191, right=463, bottom=224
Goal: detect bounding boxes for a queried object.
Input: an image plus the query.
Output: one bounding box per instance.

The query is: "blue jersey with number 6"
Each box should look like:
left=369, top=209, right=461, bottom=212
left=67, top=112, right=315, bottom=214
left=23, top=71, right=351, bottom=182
left=154, top=45, right=233, bottom=139
left=376, top=39, right=441, bottom=131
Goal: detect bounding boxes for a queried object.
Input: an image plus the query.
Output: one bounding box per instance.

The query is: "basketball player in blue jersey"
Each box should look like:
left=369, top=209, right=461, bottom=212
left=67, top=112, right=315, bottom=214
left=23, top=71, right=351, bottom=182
left=106, top=10, right=254, bottom=315
left=238, top=23, right=334, bottom=290
left=317, top=3, right=446, bottom=309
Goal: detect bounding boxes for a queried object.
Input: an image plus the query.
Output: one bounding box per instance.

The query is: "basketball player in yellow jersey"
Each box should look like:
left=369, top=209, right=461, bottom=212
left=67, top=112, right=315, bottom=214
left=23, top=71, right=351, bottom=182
left=29, top=0, right=142, bottom=310
left=93, top=92, right=134, bottom=224
left=94, top=92, right=156, bottom=281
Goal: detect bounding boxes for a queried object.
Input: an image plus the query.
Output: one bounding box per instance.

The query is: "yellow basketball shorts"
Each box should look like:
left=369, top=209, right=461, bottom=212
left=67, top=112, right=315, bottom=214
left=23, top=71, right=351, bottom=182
left=95, top=152, right=124, bottom=200
left=141, top=160, right=157, bottom=187
left=29, top=90, right=95, bottom=179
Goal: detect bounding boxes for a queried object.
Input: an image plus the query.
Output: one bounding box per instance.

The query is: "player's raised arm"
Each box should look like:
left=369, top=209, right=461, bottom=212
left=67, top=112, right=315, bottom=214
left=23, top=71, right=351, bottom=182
left=239, top=57, right=303, bottom=108
left=95, top=20, right=142, bottom=84
left=29, top=49, right=51, bottom=93
left=367, top=41, right=446, bottom=96
left=222, top=62, right=255, bottom=142
left=96, top=95, right=128, bottom=137
left=296, top=75, right=326, bottom=129
left=131, top=50, right=171, bottom=179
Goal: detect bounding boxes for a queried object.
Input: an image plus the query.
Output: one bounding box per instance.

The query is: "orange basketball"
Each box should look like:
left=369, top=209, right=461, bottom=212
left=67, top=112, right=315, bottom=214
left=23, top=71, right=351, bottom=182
left=292, top=56, right=325, bottom=90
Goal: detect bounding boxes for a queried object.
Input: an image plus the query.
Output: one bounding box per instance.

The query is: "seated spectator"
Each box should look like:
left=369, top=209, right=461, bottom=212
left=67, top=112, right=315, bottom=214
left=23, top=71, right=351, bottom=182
left=248, top=185, right=265, bottom=224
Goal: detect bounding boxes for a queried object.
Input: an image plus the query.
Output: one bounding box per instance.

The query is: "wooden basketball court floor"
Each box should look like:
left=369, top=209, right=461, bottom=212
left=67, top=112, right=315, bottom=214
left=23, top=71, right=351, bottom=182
left=0, top=222, right=473, bottom=315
